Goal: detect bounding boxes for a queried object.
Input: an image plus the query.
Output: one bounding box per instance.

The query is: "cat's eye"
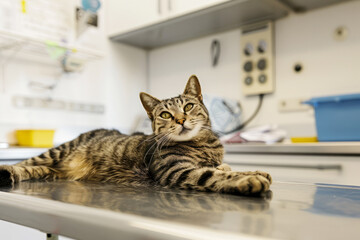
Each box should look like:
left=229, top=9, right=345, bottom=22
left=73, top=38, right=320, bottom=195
left=160, top=111, right=172, bottom=119
left=184, top=103, right=194, bottom=112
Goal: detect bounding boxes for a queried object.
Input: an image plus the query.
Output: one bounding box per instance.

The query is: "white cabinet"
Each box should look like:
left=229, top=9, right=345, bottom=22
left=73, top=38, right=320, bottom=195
left=168, top=0, right=229, bottom=17
left=106, top=0, right=166, bottom=36
left=106, top=0, right=230, bottom=36
left=224, top=154, right=360, bottom=186
left=0, top=220, right=73, bottom=240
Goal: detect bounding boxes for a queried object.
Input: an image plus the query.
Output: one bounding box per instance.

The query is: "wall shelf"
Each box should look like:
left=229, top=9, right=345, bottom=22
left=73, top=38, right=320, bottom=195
left=0, top=29, right=103, bottom=65
left=109, top=0, right=353, bottom=49
left=278, top=0, right=353, bottom=12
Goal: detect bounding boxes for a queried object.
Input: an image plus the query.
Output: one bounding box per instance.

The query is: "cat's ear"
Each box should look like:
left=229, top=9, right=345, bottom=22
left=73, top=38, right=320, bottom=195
left=140, top=92, right=161, bottom=120
left=183, top=75, right=203, bottom=102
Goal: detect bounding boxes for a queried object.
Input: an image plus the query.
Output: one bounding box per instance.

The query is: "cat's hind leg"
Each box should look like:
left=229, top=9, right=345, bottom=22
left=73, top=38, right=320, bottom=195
left=0, top=165, right=57, bottom=187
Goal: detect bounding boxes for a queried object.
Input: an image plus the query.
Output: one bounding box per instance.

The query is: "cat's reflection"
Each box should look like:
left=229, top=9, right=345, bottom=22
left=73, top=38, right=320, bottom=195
left=6, top=180, right=272, bottom=231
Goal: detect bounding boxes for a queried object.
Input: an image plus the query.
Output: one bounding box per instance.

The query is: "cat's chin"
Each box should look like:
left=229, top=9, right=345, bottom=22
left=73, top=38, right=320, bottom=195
left=170, top=124, right=202, bottom=142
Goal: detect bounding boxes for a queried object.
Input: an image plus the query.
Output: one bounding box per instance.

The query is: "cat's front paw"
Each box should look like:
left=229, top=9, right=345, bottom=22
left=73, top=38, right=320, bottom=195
left=254, top=171, right=272, bottom=184
left=216, top=164, right=231, bottom=171
left=0, top=167, right=14, bottom=187
left=236, top=175, right=270, bottom=195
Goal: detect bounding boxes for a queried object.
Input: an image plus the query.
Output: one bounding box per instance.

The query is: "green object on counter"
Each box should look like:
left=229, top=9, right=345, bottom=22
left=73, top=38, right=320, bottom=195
left=44, top=40, right=67, bottom=59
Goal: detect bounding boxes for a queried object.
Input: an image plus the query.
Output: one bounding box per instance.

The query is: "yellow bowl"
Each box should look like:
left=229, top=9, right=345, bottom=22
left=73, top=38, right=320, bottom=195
left=16, top=130, right=55, bottom=148
left=291, top=137, right=318, bottom=143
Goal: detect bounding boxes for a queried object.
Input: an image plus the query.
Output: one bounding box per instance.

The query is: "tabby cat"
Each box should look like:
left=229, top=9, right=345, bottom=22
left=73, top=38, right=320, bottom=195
left=0, top=75, right=272, bottom=195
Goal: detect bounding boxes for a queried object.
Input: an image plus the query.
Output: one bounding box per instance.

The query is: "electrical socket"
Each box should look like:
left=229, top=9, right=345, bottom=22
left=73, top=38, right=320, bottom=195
left=241, top=22, right=274, bottom=96
left=278, top=98, right=311, bottom=112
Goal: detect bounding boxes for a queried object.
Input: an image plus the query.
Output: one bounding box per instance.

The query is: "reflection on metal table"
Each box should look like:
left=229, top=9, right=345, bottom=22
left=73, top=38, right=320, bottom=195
left=0, top=181, right=359, bottom=240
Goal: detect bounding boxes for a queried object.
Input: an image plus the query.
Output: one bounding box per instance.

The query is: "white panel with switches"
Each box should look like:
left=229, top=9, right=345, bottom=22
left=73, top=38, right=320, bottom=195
left=240, top=22, right=274, bottom=96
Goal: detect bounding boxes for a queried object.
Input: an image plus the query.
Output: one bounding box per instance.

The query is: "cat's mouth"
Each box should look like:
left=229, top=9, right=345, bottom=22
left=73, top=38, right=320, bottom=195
left=179, top=126, right=191, bottom=135
left=169, top=123, right=203, bottom=142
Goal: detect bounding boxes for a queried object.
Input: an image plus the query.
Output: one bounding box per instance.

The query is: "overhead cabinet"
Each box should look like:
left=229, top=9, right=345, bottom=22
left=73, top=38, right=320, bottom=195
left=106, top=0, right=166, bottom=36
left=167, top=0, right=230, bottom=17
left=107, top=0, right=353, bottom=49
left=106, top=0, right=230, bottom=36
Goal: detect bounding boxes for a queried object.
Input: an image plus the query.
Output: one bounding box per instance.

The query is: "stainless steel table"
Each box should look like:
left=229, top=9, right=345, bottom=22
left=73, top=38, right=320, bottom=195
left=0, top=181, right=359, bottom=240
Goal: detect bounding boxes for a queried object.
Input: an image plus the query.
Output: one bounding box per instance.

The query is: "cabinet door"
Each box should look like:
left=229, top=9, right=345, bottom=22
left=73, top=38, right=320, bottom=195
left=0, top=220, right=72, bottom=240
left=168, top=0, right=230, bottom=17
left=224, top=154, right=360, bottom=186
left=107, top=0, right=165, bottom=36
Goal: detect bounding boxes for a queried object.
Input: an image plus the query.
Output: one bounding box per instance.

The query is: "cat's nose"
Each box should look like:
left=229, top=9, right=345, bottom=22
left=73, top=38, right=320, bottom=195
left=176, top=118, right=186, bottom=125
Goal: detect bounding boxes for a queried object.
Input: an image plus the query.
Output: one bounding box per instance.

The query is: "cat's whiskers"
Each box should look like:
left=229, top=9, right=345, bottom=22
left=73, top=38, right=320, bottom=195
left=189, top=119, right=205, bottom=124
left=156, top=134, right=168, bottom=150
left=144, top=134, right=157, bottom=141
left=143, top=131, right=172, bottom=168
left=189, top=120, right=210, bottom=130
left=201, top=125, right=223, bottom=135
left=159, top=132, right=174, bottom=153
left=136, top=133, right=159, bottom=148
left=143, top=133, right=166, bottom=168
left=143, top=130, right=174, bottom=166
left=157, top=131, right=174, bottom=155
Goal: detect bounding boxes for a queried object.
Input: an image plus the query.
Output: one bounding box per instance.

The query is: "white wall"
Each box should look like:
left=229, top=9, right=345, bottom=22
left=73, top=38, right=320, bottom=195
left=0, top=1, right=148, bottom=144
left=1, top=1, right=360, bottom=144
left=148, top=1, right=360, bottom=137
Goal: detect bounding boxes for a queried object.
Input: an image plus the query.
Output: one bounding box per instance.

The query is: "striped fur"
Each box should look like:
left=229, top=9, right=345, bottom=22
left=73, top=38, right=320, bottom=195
left=0, top=75, right=272, bottom=195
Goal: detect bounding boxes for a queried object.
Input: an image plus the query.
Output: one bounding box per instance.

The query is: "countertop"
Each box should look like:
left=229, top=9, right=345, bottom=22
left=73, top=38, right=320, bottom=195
left=0, top=147, right=47, bottom=160
left=0, top=181, right=359, bottom=240
left=1, top=142, right=360, bottom=162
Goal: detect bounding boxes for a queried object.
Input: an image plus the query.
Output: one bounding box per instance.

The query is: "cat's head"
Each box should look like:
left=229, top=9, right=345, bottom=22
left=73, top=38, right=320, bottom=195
left=140, top=75, right=211, bottom=142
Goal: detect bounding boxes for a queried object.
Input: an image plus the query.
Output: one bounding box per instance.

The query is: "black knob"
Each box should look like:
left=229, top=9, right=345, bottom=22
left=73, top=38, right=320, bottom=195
left=294, top=64, right=302, bottom=73
left=244, top=43, right=254, bottom=56
left=257, top=58, right=267, bottom=70
left=244, top=76, right=253, bottom=85
left=244, top=61, right=253, bottom=72
left=258, top=40, right=267, bottom=53
left=258, top=74, right=267, bottom=84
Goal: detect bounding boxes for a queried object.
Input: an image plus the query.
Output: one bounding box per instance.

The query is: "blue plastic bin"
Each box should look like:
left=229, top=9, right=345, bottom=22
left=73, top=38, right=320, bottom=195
left=304, top=93, right=360, bottom=141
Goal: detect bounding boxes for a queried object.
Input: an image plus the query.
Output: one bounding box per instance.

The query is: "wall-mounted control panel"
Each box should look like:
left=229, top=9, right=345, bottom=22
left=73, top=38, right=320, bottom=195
left=241, top=22, right=274, bottom=96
